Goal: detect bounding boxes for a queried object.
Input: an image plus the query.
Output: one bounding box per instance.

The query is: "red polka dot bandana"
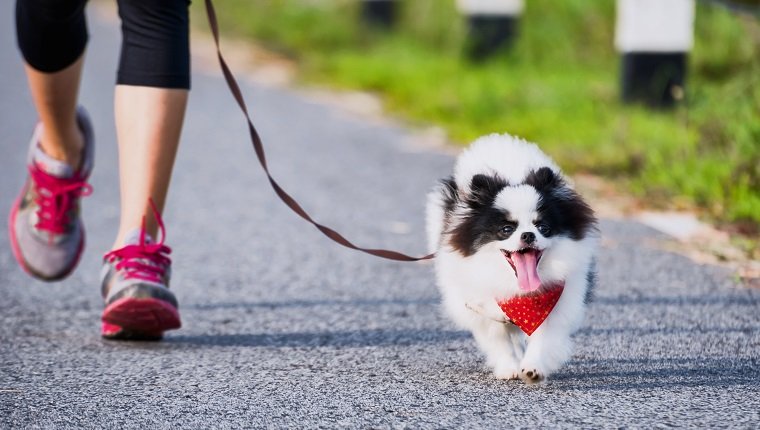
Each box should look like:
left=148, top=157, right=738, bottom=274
left=496, top=284, right=564, bottom=336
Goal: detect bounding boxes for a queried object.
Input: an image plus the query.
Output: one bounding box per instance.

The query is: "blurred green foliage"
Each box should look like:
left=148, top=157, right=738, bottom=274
left=197, top=0, right=760, bottom=229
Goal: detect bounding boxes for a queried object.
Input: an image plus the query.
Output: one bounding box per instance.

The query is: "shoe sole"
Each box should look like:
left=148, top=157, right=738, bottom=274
left=8, top=186, right=86, bottom=282
left=101, top=297, right=181, bottom=341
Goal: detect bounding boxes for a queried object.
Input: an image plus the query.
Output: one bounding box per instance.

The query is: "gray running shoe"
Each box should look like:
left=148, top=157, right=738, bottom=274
left=8, top=107, right=94, bottom=281
left=100, top=206, right=180, bottom=341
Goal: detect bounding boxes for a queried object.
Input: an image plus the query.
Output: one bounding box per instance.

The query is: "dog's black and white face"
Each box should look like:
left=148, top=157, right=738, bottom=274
left=439, top=167, right=596, bottom=292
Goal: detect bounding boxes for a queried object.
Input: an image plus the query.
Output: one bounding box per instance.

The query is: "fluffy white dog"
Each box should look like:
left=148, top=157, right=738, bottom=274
left=426, top=134, right=598, bottom=384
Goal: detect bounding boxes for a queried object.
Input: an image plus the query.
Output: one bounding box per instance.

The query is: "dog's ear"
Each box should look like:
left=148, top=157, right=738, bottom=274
left=524, top=167, right=563, bottom=192
left=439, top=176, right=459, bottom=213
left=467, top=174, right=507, bottom=207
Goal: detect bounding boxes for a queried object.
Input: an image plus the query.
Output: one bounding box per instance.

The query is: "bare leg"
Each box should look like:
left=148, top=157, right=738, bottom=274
left=23, top=54, right=85, bottom=168
left=112, top=85, right=188, bottom=249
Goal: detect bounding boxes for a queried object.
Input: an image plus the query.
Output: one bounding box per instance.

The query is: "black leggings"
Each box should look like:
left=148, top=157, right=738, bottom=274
left=16, top=0, right=191, bottom=89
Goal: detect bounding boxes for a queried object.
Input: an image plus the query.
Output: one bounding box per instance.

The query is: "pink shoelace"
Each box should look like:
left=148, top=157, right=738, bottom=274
left=30, top=163, right=93, bottom=235
left=104, top=199, right=171, bottom=284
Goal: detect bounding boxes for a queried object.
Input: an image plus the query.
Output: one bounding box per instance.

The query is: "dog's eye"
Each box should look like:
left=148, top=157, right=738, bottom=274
left=501, top=225, right=515, bottom=235
left=536, top=223, right=551, bottom=236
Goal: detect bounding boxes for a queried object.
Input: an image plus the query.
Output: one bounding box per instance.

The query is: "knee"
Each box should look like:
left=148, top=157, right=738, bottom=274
left=17, top=0, right=87, bottom=23
left=115, top=0, right=191, bottom=89
left=117, top=0, right=191, bottom=30
left=16, top=0, right=89, bottom=72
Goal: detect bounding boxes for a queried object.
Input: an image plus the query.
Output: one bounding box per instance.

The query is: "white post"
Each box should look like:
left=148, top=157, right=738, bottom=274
left=457, top=0, right=524, bottom=60
left=361, top=0, right=397, bottom=28
left=615, top=0, right=695, bottom=106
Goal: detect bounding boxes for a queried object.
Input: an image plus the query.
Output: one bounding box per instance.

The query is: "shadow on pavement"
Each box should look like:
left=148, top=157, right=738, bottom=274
left=593, top=294, right=759, bottom=307
left=577, top=326, right=759, bottom=335
left=184, top=298, right=439, bottom=310
left=554, top=357, right=760, bottom=390
left=166, top=328, right=470, bottom=348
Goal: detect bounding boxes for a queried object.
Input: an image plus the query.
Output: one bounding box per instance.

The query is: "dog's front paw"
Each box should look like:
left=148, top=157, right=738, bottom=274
left=520, top=367, right=545, bottom=384
left=493, top=364, right=520, bottom=380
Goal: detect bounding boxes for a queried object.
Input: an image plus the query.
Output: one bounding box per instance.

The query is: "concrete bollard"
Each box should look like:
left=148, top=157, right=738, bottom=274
left=615, top=0, right=695, bottom=107
left=361, top=0, right=397, bottom=28
left=457, top=0, right=524, bottom=60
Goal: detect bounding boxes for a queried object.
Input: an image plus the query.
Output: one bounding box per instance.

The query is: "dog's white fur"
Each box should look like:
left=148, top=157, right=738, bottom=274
left=426, top=134, right=598, bottom=383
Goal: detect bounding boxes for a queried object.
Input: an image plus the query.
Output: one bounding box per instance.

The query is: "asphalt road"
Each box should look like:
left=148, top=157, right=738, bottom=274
left=1, top=3, right=759, bottom=428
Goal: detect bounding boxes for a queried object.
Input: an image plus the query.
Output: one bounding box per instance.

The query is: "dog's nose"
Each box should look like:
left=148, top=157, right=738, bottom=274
left=521, top=232, right=535, bottom=244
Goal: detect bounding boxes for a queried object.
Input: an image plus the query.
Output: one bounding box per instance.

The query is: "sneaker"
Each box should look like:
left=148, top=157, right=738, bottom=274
left=100, top=201, right=181, bottom=340
left=8, top=107, right=95, bottom=281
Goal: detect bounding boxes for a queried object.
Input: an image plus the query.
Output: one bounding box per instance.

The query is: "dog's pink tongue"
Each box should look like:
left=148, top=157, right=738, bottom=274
left=513, top=251, right=542, bottom=292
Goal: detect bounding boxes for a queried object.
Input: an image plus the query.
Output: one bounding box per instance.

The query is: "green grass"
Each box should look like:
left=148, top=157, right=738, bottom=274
left=195, top=0, right=760, bottom=230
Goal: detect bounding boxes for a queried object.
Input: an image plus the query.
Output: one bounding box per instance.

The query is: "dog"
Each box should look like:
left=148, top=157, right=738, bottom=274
left=426, top=133, right=598, bottom=384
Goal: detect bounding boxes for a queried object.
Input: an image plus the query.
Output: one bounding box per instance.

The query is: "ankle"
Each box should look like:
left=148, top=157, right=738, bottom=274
left=112, top=226, right=159, bottom=251
left=39, top=125, right=84, bottom=169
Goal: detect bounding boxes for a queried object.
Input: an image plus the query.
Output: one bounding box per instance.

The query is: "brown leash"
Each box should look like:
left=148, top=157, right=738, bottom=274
left=203, top=0, right=435, bottom=262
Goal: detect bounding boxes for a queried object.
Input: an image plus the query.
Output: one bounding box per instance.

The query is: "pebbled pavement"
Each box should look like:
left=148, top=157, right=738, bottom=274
left=1, top=3, right=759, bottom=428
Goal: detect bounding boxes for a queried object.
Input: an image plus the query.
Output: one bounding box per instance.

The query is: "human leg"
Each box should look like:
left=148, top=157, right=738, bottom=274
left=16, top=0, right=89, bottom=167
left=112, top=0, right=191, bottom=246
left=10, top=0, right=94, bottom=281
left=112, top=86, right=187, bottom=247
left=23, top=58, right=86, bottom=168
left=100, top=0, right=191, bottom=340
